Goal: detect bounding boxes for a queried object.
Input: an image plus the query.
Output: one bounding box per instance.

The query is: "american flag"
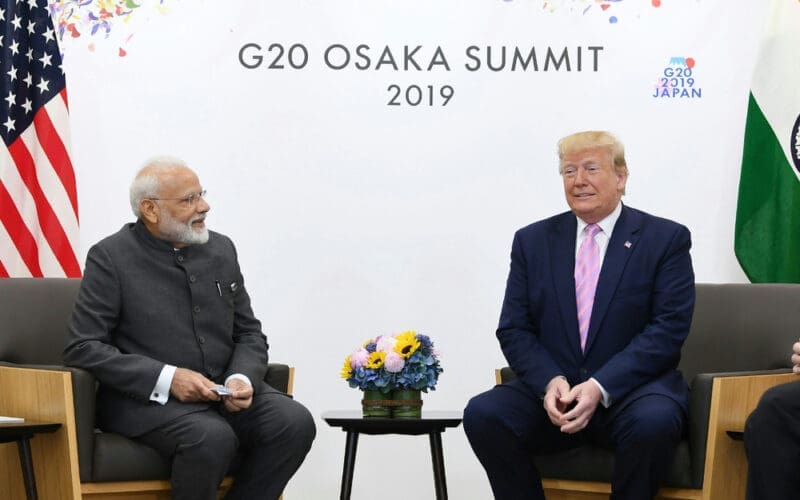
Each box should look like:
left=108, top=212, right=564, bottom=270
left=0, top=0, right=80, bottom=277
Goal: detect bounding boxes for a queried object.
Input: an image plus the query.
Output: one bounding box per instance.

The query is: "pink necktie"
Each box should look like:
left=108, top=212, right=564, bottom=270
left=575, top=224, right=601, bottom=352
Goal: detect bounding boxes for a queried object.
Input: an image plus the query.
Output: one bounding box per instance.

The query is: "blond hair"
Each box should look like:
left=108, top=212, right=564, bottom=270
left=557, top=130, right=628, bottom=177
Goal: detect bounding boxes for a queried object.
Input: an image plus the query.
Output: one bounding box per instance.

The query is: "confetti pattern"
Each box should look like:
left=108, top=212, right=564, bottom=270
left=49, top=0, right=176, bottom=57
left=48, top=0, right=674, bottom=58
left=505, top=0, right=668, bottom=24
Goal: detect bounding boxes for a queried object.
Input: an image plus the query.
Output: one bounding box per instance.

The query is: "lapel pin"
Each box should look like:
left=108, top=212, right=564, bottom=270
left=624, top=241, right=632, bottom=248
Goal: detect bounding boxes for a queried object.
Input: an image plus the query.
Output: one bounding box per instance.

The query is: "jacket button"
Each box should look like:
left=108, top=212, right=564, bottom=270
left=193, top=305, right=200, bottom=313
left=198, top=336, right=206, bottom=344
left=189, top=275, right=196, bottom=283
left=177, top=255, right=184, bottom=262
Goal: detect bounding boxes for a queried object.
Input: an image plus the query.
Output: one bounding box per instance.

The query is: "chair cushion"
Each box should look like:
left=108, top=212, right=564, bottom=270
left=91, top=430, right=245, bottom=482
left=534, top=439, right=694, bottom=489
left=91, top=432, right=170, bottom=482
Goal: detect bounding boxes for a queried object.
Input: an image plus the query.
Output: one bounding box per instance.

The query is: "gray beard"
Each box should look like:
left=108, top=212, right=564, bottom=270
left=159, top=213, right=209, bottom=245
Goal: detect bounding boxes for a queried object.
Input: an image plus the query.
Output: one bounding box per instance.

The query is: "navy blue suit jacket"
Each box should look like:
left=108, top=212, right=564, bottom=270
left=497, top=204, right=695, bottom=414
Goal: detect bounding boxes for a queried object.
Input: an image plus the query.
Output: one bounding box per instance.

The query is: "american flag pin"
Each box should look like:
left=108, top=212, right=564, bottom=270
left=624, top=241, right=632, bottom=248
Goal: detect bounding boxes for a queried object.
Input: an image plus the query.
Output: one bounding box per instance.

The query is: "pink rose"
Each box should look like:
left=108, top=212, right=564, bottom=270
left=384, top=351, right=405, bottom=373
left=350, top=348, right=370, bottom=368
left=376, top=335, right=397, bottom=353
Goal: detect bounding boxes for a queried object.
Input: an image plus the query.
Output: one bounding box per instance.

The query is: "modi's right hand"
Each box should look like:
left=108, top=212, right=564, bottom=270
left=170, top=368, right=221, bottom=402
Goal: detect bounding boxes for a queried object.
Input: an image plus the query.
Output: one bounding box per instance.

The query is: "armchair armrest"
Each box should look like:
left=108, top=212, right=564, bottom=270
left=0, top=362, right=97, bottom=482
left=0, top=364, right=82, bottom=498
left=264, top=363, right=294, bottom=396
left=495, top=367, right=516, bottom=385
left=687, top=369, right=793, bottom=487
left=698, top=371, right=796, bottom=498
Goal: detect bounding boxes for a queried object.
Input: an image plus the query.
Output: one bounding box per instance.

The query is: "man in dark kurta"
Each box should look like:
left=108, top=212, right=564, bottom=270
left=64, top=157, right=315, bottom=500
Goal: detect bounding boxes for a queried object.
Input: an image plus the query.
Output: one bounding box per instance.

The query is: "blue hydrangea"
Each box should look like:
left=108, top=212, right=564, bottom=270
left=345, top=332, right=443, bottom=393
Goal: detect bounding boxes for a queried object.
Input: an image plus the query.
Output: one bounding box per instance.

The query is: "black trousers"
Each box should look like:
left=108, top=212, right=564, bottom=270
left=463, top=379, right=684, bottom=500
left=745, top=379, right=800, bottom=500
left=136, top=388, right=316, bottom=500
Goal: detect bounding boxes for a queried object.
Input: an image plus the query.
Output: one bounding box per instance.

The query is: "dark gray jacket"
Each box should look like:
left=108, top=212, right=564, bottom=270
left=64, top=219, right=269, bottom=436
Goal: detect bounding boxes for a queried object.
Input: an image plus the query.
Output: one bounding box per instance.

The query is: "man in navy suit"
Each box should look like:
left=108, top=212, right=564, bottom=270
left=464, top=131, right=695, bottom=499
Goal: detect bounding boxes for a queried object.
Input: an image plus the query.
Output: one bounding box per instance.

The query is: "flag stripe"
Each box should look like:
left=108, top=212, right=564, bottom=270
left=0, top=179, right=44, bottom=276
left=0, top=207, right=35, bottom=278
left=750, top=1, right=800, bottom=167
left=0, top=142, right=51, bottom=275
left=20, top=117, right=80, bottom=262
left=8, top=137, right=81, bottom=277
left=33, top=92, right=78, bottom=219
left=735, top=94, right=800, bottom=283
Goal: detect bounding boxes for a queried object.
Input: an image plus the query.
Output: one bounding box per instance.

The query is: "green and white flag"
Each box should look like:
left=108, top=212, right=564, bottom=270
left=735, top=0, right=800, bottom=283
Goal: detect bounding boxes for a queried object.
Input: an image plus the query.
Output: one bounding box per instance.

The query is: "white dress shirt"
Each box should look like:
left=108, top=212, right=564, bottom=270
left=574, top=202, right=622, bottom=408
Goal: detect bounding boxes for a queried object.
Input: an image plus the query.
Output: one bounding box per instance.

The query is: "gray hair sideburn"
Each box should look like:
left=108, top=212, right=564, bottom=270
left=129, top=156, right=189, bottom=218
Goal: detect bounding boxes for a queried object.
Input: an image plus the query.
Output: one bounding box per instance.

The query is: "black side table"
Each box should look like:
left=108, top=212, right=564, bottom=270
left=0, top=420, right=62, bottom=500
left=323, top=410, right=463, bottom=500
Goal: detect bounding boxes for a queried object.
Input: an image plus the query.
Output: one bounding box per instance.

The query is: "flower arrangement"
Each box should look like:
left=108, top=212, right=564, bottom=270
left=341, top=330, right=443, bottom=394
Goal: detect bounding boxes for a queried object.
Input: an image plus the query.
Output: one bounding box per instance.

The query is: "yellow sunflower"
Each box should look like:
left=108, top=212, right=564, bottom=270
left=366, top=351, right=386, bottom=369
left=341, top=355, right=353, bottom=379
left=394, top=330, right=421, bottom=359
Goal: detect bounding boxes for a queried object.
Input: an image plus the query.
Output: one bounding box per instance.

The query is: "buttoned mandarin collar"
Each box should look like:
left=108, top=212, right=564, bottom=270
left=132, top=218, right=190, bottom=256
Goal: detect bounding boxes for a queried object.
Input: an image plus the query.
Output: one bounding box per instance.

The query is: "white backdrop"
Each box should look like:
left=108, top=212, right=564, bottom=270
left=59, top=1, right=766, bottom=498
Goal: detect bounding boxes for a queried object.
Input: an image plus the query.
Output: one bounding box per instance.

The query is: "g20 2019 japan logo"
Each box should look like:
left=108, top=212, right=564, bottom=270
left=653, top=56, right=702, bottom=99
left=792, top=113, right=800, bottom=174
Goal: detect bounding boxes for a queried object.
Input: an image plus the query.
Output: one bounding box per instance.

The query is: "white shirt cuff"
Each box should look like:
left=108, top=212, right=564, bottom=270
left=590, top=377, right=611, bottom=408
left=225, top=373, right=252, bottom=388
left=150, top=364, right=177, bottom=405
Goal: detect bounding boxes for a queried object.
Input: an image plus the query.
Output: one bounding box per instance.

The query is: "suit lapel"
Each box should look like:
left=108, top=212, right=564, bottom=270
left=583, top=205, right=642, bottom=354
left=548, top=213, right=583, bottom=359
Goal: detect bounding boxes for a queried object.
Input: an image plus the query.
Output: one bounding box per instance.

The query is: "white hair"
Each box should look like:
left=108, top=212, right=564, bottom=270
left=129, top=156, right=189, bottom=218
